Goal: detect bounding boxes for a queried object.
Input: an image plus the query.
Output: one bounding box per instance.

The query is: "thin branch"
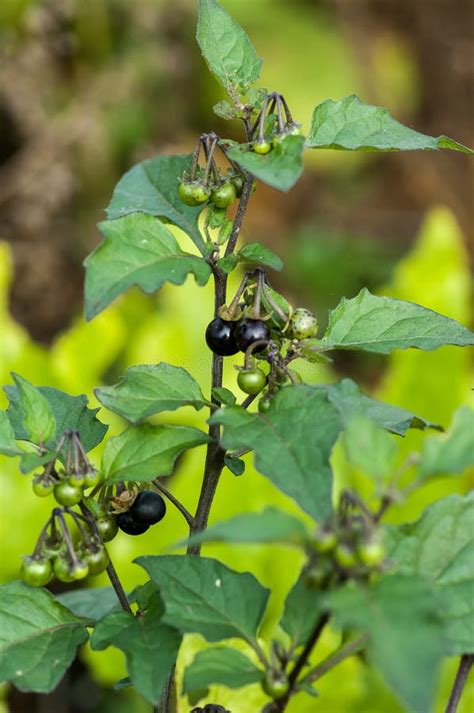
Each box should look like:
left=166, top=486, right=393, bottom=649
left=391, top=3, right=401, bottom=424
left=105, top=560, right=133, bottom=615
left=302, top=634, right=368, bottom=686
left=153, top=479, right=194, bottom=527
left=445, top=654, right=473, bottom=713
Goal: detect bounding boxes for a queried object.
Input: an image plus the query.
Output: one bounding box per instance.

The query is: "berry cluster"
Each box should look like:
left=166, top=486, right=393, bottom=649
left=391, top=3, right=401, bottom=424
left=205, top=269, right=318, bottom=406
left=249, top=91, right=301, bottom=156
left=116, top=490, right=167, bottom=536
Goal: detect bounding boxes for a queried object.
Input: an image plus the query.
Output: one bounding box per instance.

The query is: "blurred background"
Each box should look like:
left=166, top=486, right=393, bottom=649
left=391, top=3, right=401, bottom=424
left=0, top=1, right=473, bottom=712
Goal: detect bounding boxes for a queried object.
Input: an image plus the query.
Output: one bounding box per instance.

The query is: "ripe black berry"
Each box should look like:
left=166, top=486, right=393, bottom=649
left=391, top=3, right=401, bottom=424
left=234, top=318, right=269, bottom=353
left=130, top=491, right=166, bottom=525
left=117, top=512, right=149, bottom=536
left=205, top=318, right=239, bottom=356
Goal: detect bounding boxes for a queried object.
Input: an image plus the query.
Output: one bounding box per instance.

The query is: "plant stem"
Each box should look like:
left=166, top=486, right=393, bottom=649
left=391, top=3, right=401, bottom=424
left=271, top=612, right=330, bottom=712
left=445, top=654, right=473, bottom=713
left=152, top=479, right=194, bottom=527
left=302, top=634, right=368, bottom=686
left=105, top=560, right=133, bottom=614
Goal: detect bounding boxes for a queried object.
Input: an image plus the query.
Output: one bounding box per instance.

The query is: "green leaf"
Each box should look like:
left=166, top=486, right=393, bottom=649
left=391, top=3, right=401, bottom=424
left=91, top=595, right=181, bottom=705
left=210, top=386, right=342, bottom=521
left=137, top=555, right=270, bottom=643
left=386, top=492, right=474, bottom=655
left=280, top=574, right=327, bottom=649
left=183, top=647, right=263, bottom=694
left=330, top=575, right=444, bottom=713
left=183, top=507, right=309, bottom=549
left=0, top=411, right=24, bottom=457
left=306, top=95, right=474, bottom=154
left=342, top=415, right=398, bottom=481
left=84, top=213, right=211, bottom=320
left=101, top=423, right=210, bottom=484
left=56, top=588, right=124, bottom=622
left=419, top=407, right=474, bottom=479
left=0, top=581, right=89, bottom=693
left=196, top=0, right=262, bottom=95
left=105, top=154, right=206, bottom=252
left=19, top=450, right=56, bottom=475
left=238, top=242, right=283, bottom=271
left=95, top=363, right=208, bottom=423
left=228, top=136, right=305, bottom=192
left=5, top=383, right=107, bottom=453
left=11, top=374, right=56, bottom=445
left=223, top=454, right=245, bottom=476
left=211, top=387, right=236, bottom=406
left=213, top=100, right=243, bottom=120
left=320, top=288, right=474, bottom=354
left=217, top=253, right=239, bottom=275
left=321, top=378, right=440, bottom=436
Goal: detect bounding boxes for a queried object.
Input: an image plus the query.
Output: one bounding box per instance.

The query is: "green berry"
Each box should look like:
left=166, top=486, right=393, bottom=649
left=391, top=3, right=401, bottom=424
left=310, top=527, right=337, bottom=554
left=53, top=556, right=75, bottom=583
left=96, top=516, right=118, bottom=543
left=32, top=477, right=54, bottom=497
left=54, top=481, right=83, bottom=507
left=357, top=538, right=385, bottom=567
left=237, top=368, right=267, bottom=395
left=178, top=180, right=210, bottom=206
left=211, top=181, right=236, bottom=209
left=253, top=139, right=272, bottom=155
left=83, top=470, right=102, bottom=489
left=21, top=556, right=53, bottom=587
left=288, top=308, right=318, bottom=340
left=334, top=544, right=357, bottom=569
left=258, top=397, right=271, bottom=413
left=85, top=547, right=110, bottom=575
left=70, top=559, right=89, bottom=581
left=262, top=672, right=290, bottom=700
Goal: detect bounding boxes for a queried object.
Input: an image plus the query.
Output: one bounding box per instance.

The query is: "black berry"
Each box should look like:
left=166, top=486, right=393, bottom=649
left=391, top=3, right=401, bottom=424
left=130, top=491, right=167, bottom=525
left=205, top=318, right=239, bottom=356
left=234, top=318, right=269, bottom=353
left=117, top=512, right=149, bottom=536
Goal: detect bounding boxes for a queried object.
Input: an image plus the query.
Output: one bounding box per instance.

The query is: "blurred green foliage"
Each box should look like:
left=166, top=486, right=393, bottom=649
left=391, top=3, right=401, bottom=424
left=1, top=206, right=472, bottom=712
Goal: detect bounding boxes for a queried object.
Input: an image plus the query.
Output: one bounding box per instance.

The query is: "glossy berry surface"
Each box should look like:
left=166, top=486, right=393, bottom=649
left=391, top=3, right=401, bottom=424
left=205, top=318, right=239, bottom=356
left=85, top=547, right=110, bottom=575
left=288, top=308, right=318, bottom=340
left=70, top=560, right=90, bottom=581
left=32, top=478, right=54, bottom=497
left=211, top=181, right=236, bottom=209
left=96, top=516, right=118, bottom=542
left=258, top=397, right=271, bottom=413
left=53, top=556, right=75, bottom=583
left=54, top=481, right=83, bottom=507
left=83, top=470, right=102, bottom=489
left=21, top=557, right=53, bottom=587
left=237, top=368, right=267, bottom=395
left=253, top=139, right=272, bottom=155
left=262, top=673, right=290, bottom=700
left=234, top=318, right=269, bottom=353
left=178, top=180, right=210, bottom=206
left=117, top=512, right=149, bottom=536
left=130, top=490, right=167, bottom=525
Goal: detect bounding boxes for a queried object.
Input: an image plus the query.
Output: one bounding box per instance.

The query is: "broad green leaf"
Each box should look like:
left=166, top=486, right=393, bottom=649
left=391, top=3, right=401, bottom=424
left=223, top=454, right=245, bottom=476
left=419, top=407, right=474, bottom=479
left=19, top=450, right=56, bottom=474
left=183, top=507, right=309, bottom=549
left=238, top=242, right=283, bottom=271
left=91, top=596, right=181, bottom=705
left=280, top=574, right=328, bottom=649
left=213, top=100, right=243, bottom=120
left=11, top=374, right=56, bottom=445
left=183, top=647, right=263, bottom=694
left=210, top=385, right=342, bottom=521
left=0, top=581, right=89, bottom=693
left=137, top=555, right=270, bottom=643
left=196, top=0, right=262, bottom=95
left=0, top=410, right=24, bottom=456
left=211, top=387, right=236, bottom=406
left=306, top=95, right=474, bottom=154
left=101, top=423, right=210, bottom=484
left=5, top=383, right=107, bottom=453
left=105, top=154, right=206, bottom=252
left=321, top=378, right=439, bottom=436
left=386, top=492, right=474, bottom=654
left=56, top=588, right=124, bottom=622
left=228, top=136, right=305, bottom=192
left=95, top=363, right=208, bottom=423
left=84, top=213, right=211, bottom=320
left=330, top=575, right=444, bottom=713
left=342, top=415, right=398, bottom=481
left=320, top=288, right=474, bottom=354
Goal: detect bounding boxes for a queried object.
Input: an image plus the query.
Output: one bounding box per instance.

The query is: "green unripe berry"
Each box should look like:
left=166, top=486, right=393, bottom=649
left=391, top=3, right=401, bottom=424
left=70, top=559, right=89, bottom=581
left=258, top=397, right=271, bottom=413
left=288, top=308, right=318, bottom=340
left=211, top=181, right=236, bottom=209
left=310, top=527, right=337, bottom=554
left=85, top=547, right=110, bottom=575
left=83, top=470, right=102, bottom=489
left=178, top=180, right=211, bottom=206
left=262, top=672, right=290, bottom=700
left=53, top=556, right=75, bottom=583
left=32, top=477, right=54, bottom=497
left=68, top=473, right=86, bottom=488
left=21, top=556, right=53, bottom=587
left=96, top=516, right=119, bottom=543
left=253, top=139, right=272, bottom=155
left=334, top=544, right=357, bottom=569
left=54, top=481, right=83, bottom=507
left=237, top=368, right=267, bottom=395
left=357, top=538, right=385, bottom=568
